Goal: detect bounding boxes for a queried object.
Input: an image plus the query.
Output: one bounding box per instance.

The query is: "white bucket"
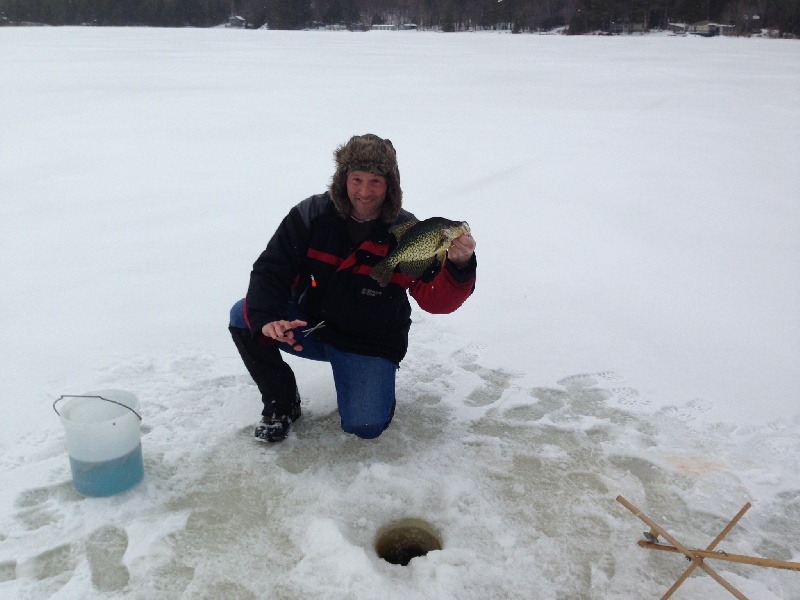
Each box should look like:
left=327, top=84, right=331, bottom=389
left=54, top=390, right=144, bottom=497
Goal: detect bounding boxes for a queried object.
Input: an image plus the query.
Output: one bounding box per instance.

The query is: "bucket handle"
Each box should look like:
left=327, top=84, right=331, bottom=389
left=53, top=395, right=143, bottom=421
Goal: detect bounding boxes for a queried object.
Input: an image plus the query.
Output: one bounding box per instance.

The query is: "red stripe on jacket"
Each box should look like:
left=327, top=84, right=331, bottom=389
left=336, top=240, right=389, bottom=273
left=307, top=248, right=343, bottom=267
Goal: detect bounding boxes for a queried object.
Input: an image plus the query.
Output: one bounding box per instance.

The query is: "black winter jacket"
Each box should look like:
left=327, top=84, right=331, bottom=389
left=245, top=193, right=476, bottom=363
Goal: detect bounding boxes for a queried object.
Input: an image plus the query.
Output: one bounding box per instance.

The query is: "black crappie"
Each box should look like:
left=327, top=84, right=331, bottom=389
left=370, top=217, right=471, bottom=287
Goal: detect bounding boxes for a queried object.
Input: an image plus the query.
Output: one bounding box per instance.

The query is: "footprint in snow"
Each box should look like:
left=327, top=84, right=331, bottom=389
left=612, top=387, right=651, bottom=407
left=450, top=348, right=523, bottom=407
left=14, top=481, right=75, bottom=531
left=657, top=398, right=712, bottom=422
left=0, top=559, right=17, bottom=583
left=558, top=373, right=601, bottom=389
left=87, top=525, right=131, bottom=592
left=9, top=481, right=131, bottom=592
left=16, top=543, right=76, bottom=581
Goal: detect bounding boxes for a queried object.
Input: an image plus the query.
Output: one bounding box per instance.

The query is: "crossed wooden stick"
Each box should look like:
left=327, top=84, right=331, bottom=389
left=616, top=495, right=800, bottom=599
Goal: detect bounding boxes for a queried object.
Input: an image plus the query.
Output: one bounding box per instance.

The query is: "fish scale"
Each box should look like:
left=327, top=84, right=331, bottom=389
left=370, top=217, right=470, bottom=287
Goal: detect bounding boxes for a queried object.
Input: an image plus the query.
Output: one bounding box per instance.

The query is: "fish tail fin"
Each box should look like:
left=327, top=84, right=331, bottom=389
left=370, top=258, right=395, bottom=287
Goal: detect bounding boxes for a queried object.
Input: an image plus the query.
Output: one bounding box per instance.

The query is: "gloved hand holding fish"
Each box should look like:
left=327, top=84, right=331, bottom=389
left=370, top=217, right=474, bottom=287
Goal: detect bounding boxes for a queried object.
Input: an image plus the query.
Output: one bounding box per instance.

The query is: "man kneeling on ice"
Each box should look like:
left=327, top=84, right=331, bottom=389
left=229, top=134, right=477, bottom=443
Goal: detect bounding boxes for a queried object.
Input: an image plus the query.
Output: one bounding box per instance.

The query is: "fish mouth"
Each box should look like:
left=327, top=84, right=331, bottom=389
left=443, top=221, right=470, bottom=239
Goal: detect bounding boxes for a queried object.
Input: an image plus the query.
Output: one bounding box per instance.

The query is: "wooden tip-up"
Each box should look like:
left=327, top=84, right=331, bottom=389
left=615, top=495, right=797, bottom=600
left=636, top=539, right=800, bottom=571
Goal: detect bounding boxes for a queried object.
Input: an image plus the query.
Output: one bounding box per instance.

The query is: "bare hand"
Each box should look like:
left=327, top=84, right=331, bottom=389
left=447, top=232, right=476, bottom=268
left=262, top=319, right=307, bottom=351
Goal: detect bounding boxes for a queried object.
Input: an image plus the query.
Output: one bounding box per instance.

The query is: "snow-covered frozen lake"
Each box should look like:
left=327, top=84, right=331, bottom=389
left=1, top=27, right=798, bottom=599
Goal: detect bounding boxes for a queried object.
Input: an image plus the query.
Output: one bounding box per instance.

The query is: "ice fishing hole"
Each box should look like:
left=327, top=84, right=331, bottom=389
left=374, top=519, right=442, bottom=566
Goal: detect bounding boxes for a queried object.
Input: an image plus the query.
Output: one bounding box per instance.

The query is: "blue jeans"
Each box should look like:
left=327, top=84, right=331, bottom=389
left=230, top=299, right=397, bottom=439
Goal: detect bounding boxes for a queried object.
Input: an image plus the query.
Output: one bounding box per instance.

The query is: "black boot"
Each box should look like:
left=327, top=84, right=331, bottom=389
left=229, top=326, right=301, bottom=442
left=254, top=387, right=302, bottom=443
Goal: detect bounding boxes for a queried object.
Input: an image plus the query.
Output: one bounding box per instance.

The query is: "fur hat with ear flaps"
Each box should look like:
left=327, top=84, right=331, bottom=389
left=329, top=134, right=402, bottom=223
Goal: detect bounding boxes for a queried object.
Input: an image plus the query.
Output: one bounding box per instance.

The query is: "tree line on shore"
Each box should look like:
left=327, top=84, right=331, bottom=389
left=1, top=0, right=797, bottom=35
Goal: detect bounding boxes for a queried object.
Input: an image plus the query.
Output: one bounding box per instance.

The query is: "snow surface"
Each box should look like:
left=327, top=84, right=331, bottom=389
left=1, top=27, right=799, bottom=599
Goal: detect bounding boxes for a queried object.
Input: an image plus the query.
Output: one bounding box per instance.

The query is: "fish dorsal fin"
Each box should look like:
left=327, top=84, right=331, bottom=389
left=390, top=219, right=418, bottom=242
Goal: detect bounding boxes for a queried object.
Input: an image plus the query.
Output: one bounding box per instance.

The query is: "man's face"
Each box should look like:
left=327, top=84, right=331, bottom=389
left=346, top=170, right=387, bottom=221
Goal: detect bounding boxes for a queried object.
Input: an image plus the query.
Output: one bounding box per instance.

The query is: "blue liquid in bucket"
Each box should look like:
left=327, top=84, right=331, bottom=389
left=69, top=443, right=144, bottom=497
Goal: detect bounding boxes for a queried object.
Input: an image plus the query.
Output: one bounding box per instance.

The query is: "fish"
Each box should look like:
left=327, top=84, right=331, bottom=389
left=370, top=217, right=471, bottom=287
